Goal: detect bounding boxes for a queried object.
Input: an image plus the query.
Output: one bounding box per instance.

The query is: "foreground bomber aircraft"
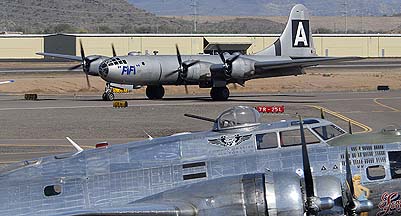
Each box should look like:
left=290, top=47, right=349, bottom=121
left=1, top=106, right=401, bottom=215
left=38, top=4, right=360, bottom=101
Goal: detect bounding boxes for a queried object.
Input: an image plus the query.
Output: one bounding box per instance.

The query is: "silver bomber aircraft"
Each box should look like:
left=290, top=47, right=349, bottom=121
left=37, top=4, right=360, bottom=101
left=1, top=106, right=401, bottom=216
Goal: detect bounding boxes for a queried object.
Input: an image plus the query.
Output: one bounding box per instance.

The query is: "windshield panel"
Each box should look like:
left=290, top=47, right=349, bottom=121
left=313, top=124, right=345, bottom=141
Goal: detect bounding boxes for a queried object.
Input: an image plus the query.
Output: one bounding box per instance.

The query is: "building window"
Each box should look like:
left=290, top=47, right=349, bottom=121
left=256, top=132, right=277, bottom=149
left=44, top=185, right=62, bottom=197
left=366, top=165, right=386, bottom=181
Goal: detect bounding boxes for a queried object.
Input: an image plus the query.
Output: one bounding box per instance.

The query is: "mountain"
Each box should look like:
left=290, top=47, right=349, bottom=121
left=128, top=0, right=401, bottom=16
left=0, top=0, right=192, bottom=33
left=0, top=0, right=285, bottom=34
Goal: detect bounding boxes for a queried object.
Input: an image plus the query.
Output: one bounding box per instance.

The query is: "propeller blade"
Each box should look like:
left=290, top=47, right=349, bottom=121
left=88, top=57, right=101, bottom=64
left=79, top=40, right=85, bottom=61
left=69, top=64, right=83, bottom=71
left=299, top=115, right=315, bottom=198
left=85, top=73, right=91, bottom=88
left=176, top=44, right=182, bottom=66
left=216, top=44, right=225, bottom=63
left=165, top=69, right=180, bottom=77
left=348, top=121, right=353, bottom=134
left=227, top=54, right=240, bottom=63
left=183, top=60, right=200, bottom=68
left=112, top=44, right=117, bottom=57
left=184, top=85, right=189, bottom=94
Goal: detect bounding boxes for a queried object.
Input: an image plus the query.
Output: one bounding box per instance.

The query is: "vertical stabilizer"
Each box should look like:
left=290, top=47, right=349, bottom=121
left=256, top=4, right=317, bottom=57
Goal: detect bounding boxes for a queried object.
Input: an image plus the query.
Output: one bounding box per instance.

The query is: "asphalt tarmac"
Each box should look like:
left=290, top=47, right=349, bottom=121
left=0, top=90, right=400, bottom=166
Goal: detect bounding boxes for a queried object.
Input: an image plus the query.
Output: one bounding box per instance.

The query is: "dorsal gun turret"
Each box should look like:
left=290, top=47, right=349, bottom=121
left=213, top=106, right=261, bottom=131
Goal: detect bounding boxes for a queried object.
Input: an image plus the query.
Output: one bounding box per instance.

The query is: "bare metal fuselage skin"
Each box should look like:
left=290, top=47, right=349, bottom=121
left=98, top=55, right=300, bottom=86
left=1, top=118, right=400, bottom=216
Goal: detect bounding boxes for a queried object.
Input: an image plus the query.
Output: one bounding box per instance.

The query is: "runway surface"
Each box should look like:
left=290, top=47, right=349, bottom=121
left=0, top=90, right=400, bottom=166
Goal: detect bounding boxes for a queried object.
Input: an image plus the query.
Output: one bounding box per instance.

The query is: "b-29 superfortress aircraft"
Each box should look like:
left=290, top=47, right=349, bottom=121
left=1, top=106, right=401, bottom=215
left=38, top=4, right=360, bottom=101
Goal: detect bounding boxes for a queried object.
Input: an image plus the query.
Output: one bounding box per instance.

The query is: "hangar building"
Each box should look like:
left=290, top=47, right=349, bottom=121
left=1, top=33, right=401, bottom=59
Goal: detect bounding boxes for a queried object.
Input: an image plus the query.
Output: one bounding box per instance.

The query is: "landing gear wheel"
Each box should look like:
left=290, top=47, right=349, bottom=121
left=102, top=92, right=114, bottom=101
left=146, top=85, right=165, bottom=100
left=210, top=87, right=230, bottom=101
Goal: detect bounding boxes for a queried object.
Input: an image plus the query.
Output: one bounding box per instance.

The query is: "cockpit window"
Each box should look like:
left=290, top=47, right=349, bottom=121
left=312, top=125, right=345, bottom=141
left=280, top=129, right=320, bottom=147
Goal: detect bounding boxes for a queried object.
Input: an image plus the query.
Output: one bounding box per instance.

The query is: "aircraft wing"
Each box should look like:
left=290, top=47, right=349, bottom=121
left=66, top=202, right=195, bottom=216
left=0, top=80, right=15, bottom=85
left=36, top=52, right=82, bottom=61
left=254, top=57, right=363, bottom=71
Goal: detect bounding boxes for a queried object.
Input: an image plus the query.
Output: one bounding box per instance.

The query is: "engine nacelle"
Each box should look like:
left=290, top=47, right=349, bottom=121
left=185, top=61, right=213, bottom=82
left=231, top=58, right=255, bottom=79
left=131, top=171, right=344, bottom=216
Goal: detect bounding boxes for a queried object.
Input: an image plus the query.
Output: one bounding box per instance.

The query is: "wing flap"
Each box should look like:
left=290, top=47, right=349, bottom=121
left=36, top=52, right=82, bottom=61
left=254, top=57, right=363, bottom=71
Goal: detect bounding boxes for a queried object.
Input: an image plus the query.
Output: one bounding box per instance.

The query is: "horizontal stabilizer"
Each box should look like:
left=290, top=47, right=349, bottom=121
left=254, top=57, right=363, bottom=71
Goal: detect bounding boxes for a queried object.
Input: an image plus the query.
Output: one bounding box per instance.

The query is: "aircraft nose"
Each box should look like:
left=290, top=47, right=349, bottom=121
left=99, top=60, right=109, bottom=78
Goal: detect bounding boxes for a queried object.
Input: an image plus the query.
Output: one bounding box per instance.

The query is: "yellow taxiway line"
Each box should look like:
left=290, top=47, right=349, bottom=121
left=373, top=98, right=400, bottom=112
left=307, top=105, right=372, bottom=134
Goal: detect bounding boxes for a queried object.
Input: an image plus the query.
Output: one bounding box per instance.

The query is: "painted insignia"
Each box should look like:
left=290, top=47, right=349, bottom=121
left=208, top=134, right=252, bottom=147
left=378, top=192, right=401, bottom=216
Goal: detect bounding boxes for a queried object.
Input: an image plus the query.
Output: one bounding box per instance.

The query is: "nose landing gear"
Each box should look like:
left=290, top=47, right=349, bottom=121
left=102, top=83, right=115, bottom=101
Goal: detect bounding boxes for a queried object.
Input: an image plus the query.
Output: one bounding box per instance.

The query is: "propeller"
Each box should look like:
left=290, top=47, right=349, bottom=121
left=299, top=116, right=334, bottom=215
left=213, top=45, right=241, bottom=78
left=165, top=45, right=199, bottom=94
left=68, top=40, right=100, bottom=88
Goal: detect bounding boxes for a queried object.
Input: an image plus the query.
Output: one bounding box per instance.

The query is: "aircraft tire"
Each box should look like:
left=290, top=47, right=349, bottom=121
left=210, top=87, right=230, bottom=101
left=102, top=92, right=114, bottom=101
left=107, top=92, right=115, bottom=101
left=146, top=85, right=165, bottom=100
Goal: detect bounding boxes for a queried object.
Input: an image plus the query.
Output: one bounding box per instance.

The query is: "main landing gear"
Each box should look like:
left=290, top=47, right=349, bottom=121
left=210, top=86, right=230, bottom=101
left=102, top=83, right=115, bottom=101
left=146, top=85, right=165, bottom=100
